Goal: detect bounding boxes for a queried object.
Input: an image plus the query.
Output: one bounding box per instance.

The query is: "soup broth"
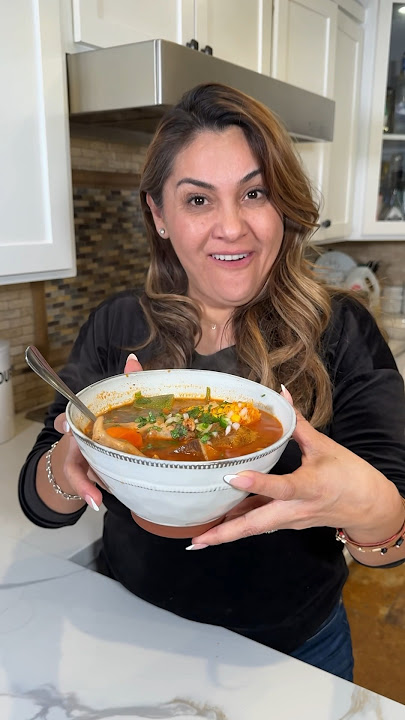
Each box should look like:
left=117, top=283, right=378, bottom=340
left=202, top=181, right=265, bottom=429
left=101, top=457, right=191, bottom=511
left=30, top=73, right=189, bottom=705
left=87, top=391, right=283, bottom=462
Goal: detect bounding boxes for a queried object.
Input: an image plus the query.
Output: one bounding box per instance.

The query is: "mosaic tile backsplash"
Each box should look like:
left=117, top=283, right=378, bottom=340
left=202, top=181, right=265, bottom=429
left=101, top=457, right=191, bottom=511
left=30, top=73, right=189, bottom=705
left=45, top=180, right=148, bottom=361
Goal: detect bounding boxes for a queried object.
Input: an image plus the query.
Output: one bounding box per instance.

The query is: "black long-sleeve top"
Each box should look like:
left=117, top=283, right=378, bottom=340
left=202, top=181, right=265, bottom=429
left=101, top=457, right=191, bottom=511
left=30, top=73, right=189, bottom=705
left=18, top=291, right=405, bottom=653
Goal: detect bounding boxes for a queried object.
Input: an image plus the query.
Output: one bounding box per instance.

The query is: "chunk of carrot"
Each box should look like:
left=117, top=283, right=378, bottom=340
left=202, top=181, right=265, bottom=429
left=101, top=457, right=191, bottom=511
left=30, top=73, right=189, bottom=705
left=106, top=426, right=143, bottom=448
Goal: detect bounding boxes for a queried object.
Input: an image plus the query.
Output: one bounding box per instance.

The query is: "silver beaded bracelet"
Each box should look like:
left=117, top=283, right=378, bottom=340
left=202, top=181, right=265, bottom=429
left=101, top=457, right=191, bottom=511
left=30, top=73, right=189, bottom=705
left=45, top=441, right=82, bottom=501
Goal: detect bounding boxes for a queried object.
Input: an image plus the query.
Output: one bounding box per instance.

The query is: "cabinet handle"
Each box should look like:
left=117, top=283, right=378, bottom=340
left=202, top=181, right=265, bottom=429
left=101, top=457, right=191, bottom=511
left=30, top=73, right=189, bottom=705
left=320, top=219, right=331, bottom=228
left=200, top=45, right=213, bottom=55
left=186, top=38, right=199, bottom=50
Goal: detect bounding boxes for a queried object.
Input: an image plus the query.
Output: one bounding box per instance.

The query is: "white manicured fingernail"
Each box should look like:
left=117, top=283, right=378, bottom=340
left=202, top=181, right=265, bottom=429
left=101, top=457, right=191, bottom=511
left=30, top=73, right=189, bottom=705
left=223, top=474, right=240, bottom=485
left=280, top=384, right=294, bottom=405
left=185, top=543, right=209, bottom=550
left=223, top=473, right=253, bottom=489
left=63, top=421, right=70, bottom=433
left=126, top=353, right=138, bottom=362
left=85, top=495, right=99, bottom=511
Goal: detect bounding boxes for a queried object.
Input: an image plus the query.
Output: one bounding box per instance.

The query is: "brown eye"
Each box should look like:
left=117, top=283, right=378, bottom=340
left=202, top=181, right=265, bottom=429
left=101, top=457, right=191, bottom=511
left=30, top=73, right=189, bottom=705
left=190, top=196, right=206, bottom=206
left=246, top=188, right=266, bottom=200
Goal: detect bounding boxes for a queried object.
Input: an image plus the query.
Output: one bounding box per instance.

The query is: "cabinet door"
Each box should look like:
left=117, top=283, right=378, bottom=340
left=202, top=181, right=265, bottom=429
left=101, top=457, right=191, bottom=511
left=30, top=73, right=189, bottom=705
left=362, top=1, right=405, bottom=237
left=321, top=10, right=363, bottom=241
left=271, top=0, right=337, bottom=237
left=72, top=0, right=195, bottom=47
left=0, top=0, right=75, bottom=285
left=195, top=0, right=272, bottom=74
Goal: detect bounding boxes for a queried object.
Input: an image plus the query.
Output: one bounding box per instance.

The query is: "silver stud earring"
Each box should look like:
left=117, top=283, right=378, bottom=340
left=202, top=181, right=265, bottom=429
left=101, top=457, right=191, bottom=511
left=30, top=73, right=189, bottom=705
left=159, top=228, right=165, bottom=235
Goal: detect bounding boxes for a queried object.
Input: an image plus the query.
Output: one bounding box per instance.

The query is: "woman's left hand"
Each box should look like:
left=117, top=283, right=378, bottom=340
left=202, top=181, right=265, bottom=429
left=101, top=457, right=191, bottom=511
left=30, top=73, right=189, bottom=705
left=192, top=399, right=404, bottom=554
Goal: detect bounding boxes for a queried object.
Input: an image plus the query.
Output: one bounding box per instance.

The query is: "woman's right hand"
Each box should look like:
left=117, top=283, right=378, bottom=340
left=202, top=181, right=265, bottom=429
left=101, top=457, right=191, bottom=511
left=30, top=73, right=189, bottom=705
left=49, top=354, right=144, bottom=512
left=53, top=413, right=103, bottom=510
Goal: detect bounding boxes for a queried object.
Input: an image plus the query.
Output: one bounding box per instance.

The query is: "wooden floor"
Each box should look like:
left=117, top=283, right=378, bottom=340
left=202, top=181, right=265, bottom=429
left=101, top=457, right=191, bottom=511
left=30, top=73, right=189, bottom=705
left=343, top=558, right=405, bottom=705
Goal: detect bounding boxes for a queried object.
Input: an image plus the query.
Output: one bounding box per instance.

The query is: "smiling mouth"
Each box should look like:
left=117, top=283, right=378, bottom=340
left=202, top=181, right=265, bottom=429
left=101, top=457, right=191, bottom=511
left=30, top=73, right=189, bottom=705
left=210, top=253, right=250, bottom=261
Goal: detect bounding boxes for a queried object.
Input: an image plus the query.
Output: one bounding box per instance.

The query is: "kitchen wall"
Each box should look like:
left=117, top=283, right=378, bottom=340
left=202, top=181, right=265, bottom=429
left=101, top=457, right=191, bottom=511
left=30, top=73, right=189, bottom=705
left=1, top=132, right=405, bottom=414
left=1, top=133, right=150, bottom=414
left=318, top=240, right=405, bottom=286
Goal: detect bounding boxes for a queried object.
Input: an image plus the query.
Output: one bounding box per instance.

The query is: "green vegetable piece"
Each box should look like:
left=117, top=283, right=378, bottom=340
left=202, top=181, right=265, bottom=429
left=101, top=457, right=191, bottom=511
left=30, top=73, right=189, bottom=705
left=187, top=406, right=202, bottom=419
left=199, top=412, right=215, bottom=424
left=205, top=387, right=211, bottom=402
left=133, top=393, right=175, bottom=411
left=200, top=433, right=211, bottom=443
left=219, top=415, right=231, bottom=428
left=196, top=422, right=211, bottom=433
left=170, top=424, right=188, bottom=440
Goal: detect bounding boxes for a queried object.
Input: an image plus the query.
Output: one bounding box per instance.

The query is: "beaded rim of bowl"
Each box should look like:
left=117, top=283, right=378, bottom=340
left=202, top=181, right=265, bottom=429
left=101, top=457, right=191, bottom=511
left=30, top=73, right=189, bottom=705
left=72, top=422, right=296, bottom=472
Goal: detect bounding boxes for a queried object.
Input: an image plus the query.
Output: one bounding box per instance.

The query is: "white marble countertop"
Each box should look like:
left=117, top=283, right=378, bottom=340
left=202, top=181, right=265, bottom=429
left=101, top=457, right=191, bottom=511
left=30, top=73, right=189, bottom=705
left=1, top=528, right=405, bottom=719
left=1, top=416, right=404, bottom=718
left=0, top=414, right=104, bottom=560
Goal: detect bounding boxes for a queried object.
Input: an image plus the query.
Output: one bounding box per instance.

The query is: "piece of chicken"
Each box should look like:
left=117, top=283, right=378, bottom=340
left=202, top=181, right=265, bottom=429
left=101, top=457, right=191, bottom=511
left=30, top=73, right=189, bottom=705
left=137, top=420, right=176, bottom=440
left=92, top=416, right=145, bottom=456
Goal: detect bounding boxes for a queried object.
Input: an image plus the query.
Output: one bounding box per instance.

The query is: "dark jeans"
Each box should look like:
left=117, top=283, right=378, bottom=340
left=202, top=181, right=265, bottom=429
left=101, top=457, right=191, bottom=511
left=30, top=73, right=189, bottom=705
left=290, top=598, right=354, bottom=681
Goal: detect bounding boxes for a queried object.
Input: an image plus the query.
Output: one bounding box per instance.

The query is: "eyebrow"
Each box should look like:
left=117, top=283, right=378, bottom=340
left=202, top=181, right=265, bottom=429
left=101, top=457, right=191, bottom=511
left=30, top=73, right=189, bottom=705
left=176, top=168, right=262, bottom=190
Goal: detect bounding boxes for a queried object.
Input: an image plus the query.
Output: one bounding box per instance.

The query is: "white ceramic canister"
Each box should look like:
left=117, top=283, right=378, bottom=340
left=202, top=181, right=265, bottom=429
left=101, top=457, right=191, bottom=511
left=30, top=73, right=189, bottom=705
left=0, top=339, right=15, bottom=444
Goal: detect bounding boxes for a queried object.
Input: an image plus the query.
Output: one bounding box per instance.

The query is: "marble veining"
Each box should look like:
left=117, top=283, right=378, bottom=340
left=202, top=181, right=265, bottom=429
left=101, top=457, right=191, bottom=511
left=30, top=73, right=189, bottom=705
left=0, top=569, right=82, bottom=591
left=339, top=687, right=384, bottom=719
left=0, top=683, right=398, bottom=719
left=0, top=686, right=228, bottom=719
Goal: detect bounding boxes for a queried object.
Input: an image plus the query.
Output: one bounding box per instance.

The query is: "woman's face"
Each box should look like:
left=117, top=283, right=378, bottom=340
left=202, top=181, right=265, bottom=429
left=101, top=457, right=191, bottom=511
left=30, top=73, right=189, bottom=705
left=148, top=127, right=284, bottom=311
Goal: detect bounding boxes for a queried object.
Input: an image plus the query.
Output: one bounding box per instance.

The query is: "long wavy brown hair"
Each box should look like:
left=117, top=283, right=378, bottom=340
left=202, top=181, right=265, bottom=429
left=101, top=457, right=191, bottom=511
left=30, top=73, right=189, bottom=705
left=136, top=83, right=333, bottom=427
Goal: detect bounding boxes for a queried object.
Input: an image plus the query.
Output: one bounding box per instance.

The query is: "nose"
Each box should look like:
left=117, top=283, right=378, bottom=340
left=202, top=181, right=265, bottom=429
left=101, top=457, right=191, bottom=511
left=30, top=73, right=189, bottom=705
left=212, top=201, right=246, bottom=242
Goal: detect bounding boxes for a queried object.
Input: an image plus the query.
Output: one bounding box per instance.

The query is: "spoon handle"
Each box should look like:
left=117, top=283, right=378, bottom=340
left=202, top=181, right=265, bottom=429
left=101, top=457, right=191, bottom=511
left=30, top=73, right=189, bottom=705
left=25, top=345, right=97, bottom=423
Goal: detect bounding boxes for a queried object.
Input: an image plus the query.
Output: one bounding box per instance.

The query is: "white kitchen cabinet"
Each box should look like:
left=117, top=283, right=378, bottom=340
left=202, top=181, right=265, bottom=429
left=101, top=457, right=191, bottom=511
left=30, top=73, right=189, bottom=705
left=320, top=8, right=363, bottom=241
left=71, top=0, right=272, bottom=74
left=0, top=0, right=75, bottom=285
left=194, top=0, right=272, bottom=73
left=271, top=0, right=337, bottom=240
left=72, top=0, right=195, bottom=47
left=271, top=0, right=364, bottom=243
left=360, top=1, right=405, bottom=237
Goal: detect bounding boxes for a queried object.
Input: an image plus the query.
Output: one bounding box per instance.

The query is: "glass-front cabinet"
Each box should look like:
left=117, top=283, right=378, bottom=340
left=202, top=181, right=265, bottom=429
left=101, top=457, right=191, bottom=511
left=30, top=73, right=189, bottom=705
left=363, top=1, right=405, bottom=236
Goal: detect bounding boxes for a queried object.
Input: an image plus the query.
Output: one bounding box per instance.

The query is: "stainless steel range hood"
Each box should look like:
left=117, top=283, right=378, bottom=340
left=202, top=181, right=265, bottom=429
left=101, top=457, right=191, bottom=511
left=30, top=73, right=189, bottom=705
left=67, top=39, right=334, bottom=142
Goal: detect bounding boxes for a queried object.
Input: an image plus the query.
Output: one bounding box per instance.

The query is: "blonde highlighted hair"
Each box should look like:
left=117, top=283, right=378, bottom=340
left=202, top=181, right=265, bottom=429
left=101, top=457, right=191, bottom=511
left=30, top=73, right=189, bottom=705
left=137, top=83, right=333, bottom=427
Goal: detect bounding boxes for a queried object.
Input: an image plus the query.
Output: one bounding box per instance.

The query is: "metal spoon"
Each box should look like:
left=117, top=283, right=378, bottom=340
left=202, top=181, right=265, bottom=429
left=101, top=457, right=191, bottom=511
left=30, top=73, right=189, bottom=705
left=25, top=345, right=97, bottom=423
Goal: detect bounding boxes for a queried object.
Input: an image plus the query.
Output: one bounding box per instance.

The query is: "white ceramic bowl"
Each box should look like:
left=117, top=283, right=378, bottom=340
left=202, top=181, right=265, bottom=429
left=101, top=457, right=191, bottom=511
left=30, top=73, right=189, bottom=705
left=66, top=370, right=296, bottom=537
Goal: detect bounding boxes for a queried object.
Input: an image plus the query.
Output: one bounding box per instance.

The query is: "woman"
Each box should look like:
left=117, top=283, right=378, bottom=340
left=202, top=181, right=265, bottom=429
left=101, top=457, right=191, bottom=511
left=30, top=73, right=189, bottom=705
left=19, top=83, right=405, bottom=681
